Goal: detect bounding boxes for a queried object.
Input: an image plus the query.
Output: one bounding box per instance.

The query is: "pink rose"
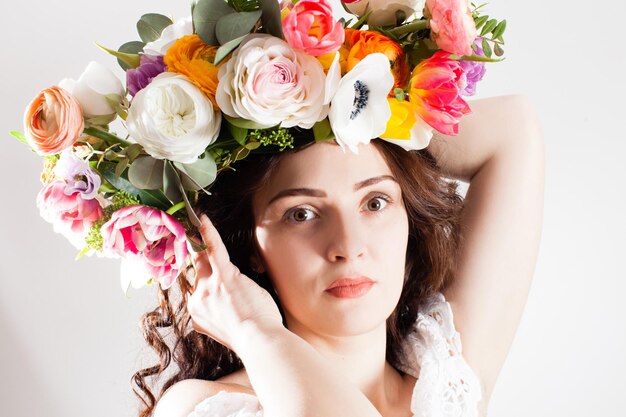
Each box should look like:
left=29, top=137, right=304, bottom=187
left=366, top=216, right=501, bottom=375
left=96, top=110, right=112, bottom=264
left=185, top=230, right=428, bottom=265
left=24, top=86, right=84, bottom=156
left=37, top=180, right=104, bottom=249
left=426, top=0, right=477, bottom=56
left=283, top=0, right=345, bottom=57
left=100, top=205, right=189, bottom=289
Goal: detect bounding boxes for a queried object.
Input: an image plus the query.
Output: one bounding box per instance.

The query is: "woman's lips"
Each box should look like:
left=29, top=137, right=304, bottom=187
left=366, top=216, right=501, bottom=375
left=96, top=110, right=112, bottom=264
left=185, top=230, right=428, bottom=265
left=325, top=278, right=375, bottom=299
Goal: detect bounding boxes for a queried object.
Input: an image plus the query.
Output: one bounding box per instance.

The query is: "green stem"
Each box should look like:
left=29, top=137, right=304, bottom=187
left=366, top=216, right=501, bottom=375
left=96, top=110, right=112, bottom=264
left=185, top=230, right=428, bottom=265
left=83, top=127, right=132, bottom=148
left=166, top=201, right=186, bottom=215
left=388, top=19, right=430, bottom=36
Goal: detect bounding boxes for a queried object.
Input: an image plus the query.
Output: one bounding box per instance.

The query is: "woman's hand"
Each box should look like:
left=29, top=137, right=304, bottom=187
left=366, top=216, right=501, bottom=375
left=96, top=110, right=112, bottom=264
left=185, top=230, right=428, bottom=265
left=186, top=214, right=283, bottom=353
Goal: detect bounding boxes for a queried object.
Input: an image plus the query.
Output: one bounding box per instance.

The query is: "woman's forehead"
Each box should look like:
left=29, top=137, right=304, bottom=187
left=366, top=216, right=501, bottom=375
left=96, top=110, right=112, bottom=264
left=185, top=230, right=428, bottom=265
left=254, top=141, right=396, bottom=203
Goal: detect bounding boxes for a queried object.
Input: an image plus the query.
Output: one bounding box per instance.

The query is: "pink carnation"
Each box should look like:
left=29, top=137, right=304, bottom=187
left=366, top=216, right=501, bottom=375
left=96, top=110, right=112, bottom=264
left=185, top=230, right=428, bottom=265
left=282, top=0, right=344, bottom=57
left=100, top=205, right=189, bottom=289
left=37, top=180, right=104, bottom=249
left=426, top=0, right=477, bottom=56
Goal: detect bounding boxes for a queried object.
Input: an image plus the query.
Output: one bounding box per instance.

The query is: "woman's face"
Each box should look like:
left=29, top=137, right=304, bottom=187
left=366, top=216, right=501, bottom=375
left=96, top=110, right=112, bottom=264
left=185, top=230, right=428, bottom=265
left=252, top=141, right=409, bottom=337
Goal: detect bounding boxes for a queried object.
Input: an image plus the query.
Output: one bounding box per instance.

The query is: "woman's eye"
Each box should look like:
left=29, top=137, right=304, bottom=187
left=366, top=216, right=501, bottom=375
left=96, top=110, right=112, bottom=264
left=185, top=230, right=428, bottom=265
left=285, top=207, right=316, bottom=223
left=365, top=196, right=390, bottom=212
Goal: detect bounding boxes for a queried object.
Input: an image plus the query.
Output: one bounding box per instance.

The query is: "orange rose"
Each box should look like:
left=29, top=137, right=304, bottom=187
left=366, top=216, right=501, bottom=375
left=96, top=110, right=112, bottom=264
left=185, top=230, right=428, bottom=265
left=344, top=28, right=409, bottom=90
left=24, top=86, right=84, bottom=156
left=164, top=34, right=221, bottom=106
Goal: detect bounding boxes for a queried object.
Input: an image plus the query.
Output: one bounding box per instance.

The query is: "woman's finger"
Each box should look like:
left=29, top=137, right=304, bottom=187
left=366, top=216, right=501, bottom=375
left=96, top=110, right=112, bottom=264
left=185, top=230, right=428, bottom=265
left=197, top=214, right=234, bottom=278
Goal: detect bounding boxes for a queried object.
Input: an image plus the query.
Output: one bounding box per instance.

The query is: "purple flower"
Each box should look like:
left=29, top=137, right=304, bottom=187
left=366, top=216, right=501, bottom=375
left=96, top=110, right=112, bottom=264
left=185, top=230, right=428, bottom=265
left=126, top=55, right=166, bottom=98
left=459, top=39, right=487, bottom=96
left=53, top=150, right=102, bottom=200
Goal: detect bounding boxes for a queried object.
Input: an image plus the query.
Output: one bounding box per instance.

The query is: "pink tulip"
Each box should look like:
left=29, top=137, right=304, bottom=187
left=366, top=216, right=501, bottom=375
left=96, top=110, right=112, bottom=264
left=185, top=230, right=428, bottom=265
left=426, top=0, right=477, bottom=56
left=37, top=180, right=104, bottom=248
left=409, top=51, right=471, bottom=135
left=283, top=0, right=345, bottom=57
left=100, top=205, right=189, bottom=289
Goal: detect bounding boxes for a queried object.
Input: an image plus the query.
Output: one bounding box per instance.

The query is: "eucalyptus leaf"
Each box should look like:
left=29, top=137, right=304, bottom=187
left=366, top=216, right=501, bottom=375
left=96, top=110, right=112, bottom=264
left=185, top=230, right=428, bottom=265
left=216, top=10, right=262, bottom=44
left=116, top=41, right=145, bottom=71
left=494, top=43, right=504, bottom=57
left=137, top=13, right=173, bottom=43
left=99, top=161, right=170, bottom=209
left=193, top=0, right=235, bottom=46
left=128, top=156, right=165, bottom=190
left=115, top=158, right=129, bottom=178
left=123, top=143, right=144, bottom=162
left=169, top=163, right=202, bottom=228
left=228, top=123, right=249, bottom=146
left=224, top=114, right=272, bottom=129
left=163, top=161, right=184, bottom=203
left=173, top=156, right=217, bottom=191
left=97, top=43, right=141, bottom=70
left=259, top=0, right=283, bottom=38
left=313, top=118, right=332, bottom=142
left=214, top=34, right=247, bottom=65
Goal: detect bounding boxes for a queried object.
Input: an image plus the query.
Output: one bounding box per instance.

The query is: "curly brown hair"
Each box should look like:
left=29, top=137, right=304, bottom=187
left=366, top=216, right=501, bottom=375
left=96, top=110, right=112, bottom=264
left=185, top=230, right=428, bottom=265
left=131, top=140, right=464, bottom=417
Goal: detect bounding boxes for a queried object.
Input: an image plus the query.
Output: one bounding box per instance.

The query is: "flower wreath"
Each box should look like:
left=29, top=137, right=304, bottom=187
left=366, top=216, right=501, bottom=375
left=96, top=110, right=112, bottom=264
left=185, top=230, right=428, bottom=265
left=12, top=0, right=506, bottom=292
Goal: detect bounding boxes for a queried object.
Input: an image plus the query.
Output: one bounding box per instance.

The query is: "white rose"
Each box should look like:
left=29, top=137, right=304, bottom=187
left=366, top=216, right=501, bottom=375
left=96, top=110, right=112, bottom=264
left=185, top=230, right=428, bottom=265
left=216, top=34, right=328, bottom=129
left=328, top=53, right=394, bottom=154
left=143, top=16, right=193, bottom=56
left=345, top=0, right=426, bottom=27
left=59, top=61, right=124, bottom=118
left=126, top=72, right=221, bottom=164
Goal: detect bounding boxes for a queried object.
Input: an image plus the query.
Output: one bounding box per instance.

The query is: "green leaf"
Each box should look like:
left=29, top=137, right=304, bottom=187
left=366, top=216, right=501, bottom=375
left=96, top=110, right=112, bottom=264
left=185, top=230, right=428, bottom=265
left=97, top=43, right=141, bottom=69
left=173, top=155, right=217, bottom=191
left=224, top=114, right=272, bottom=130
left=122, top=143, right=144, bottom=162
left=99, top=161, right=171, bottom=209
left=115, top=158, right=129, bottom=178
left=493, top=43, right=504, bottom=57
left=474, top=15, right=489, bottom=30
left=229, top=0, right=261, bottom=12
left=163, top=161, right=183, bottom=203
left=481, top=38, right=493, bottom=58
left=214, top=34, right=247, bottom=65
left=480, top=18, right=498, bottom=36
left=193, top=0, right=235, bottom=46
left=128, top=156, right=165, bottom=190
left=313, top=118, right=332, bottom=142
left=492, top=19, right=507, bottom=41
left=245, top=141, right=261, bottom=150
left=137, top=13, right=173, bottom=43
left=228, top=123, right=249, bottom=146
left=259, top=0, right=283, bottom=38
left=9, top=131, right=28, bottom=146
left=216, top=10, right=262, bottom=44
left=116, top=41, right=145, bottom=71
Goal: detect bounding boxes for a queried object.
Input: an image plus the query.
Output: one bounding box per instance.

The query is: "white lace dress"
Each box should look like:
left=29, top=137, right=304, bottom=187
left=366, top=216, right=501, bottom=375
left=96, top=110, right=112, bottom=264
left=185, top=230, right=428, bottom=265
left=188, top=292, right=482, bottom=417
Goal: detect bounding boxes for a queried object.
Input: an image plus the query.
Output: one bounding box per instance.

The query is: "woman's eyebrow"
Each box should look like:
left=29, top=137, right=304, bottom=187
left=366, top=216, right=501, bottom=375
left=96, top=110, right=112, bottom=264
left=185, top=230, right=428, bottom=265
left=267, top=175, right=397, bottom=206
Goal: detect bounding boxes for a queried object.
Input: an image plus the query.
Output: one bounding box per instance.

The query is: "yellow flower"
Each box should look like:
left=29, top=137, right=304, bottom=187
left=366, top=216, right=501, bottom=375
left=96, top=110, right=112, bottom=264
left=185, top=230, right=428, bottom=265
left=381, top=98, right=416, bottom=140
left=317, top=44, right=349, bottom=74
left=164, top=35, right=221, bottom=106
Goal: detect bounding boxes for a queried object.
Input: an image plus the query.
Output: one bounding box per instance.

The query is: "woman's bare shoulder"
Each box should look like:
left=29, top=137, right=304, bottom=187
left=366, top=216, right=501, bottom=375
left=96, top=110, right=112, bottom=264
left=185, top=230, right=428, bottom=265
left=153, top=372, right=255, bottom=417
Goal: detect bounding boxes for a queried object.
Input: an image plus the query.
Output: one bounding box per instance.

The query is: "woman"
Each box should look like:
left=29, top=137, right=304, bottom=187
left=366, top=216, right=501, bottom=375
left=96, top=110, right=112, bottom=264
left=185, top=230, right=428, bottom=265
left=132, top=94, right=544, bottom=417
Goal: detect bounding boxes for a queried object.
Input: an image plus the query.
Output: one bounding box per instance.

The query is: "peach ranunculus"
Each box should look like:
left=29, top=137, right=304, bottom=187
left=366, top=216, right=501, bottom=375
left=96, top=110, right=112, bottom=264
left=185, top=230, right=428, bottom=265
left=344, top=28, right=409, bottom=90
left=37, top=180, right=104, bottom=249
left=24, top=86, right=84, bottom=156
left=408, top=51, right=471, bottom=135
left=164, top=34, right=221, bottom=106
left=282, top=0, right=345, bottom=57
left=425, top=0, right=477, bottom=56
left=100, top=205, right=189, bottom=289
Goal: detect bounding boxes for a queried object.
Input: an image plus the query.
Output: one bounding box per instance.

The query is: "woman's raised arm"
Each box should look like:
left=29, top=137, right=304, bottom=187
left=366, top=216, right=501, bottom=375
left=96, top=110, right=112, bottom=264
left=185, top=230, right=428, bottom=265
left=428, top=94, right=545, bottom=401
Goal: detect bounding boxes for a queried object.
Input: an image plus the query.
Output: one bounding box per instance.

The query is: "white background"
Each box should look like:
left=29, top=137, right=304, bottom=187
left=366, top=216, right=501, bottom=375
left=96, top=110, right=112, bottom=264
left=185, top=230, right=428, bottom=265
left=0, top=0, right=624, bottom=416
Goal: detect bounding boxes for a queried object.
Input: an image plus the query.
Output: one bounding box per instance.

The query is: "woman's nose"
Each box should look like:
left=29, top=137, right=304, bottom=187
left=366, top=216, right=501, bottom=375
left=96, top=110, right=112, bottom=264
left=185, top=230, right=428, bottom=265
left=324, top=211, right=366, bottom=262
